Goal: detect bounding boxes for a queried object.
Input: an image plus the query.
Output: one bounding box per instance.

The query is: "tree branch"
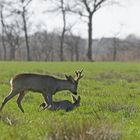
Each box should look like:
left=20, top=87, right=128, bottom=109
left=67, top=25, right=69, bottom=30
left=24, top=0, right=32, bottom=8
left=92, top=0, right=107, bottom=14
left=82, top=0, right=91, bottom=13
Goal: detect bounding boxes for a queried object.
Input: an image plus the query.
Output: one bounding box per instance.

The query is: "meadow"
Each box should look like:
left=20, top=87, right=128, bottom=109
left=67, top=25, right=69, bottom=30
left=0, top=61, right=140, bottom=140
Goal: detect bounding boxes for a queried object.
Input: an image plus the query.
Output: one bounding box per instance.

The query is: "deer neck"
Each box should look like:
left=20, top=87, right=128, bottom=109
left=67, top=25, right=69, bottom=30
left=73, top=101, right=80, bottom=107
left=56, top=79, right=71, bottom=92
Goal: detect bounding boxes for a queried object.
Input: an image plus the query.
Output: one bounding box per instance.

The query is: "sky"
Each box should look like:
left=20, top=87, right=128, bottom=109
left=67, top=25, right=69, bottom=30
left=30, top=0, right=140, bottom=39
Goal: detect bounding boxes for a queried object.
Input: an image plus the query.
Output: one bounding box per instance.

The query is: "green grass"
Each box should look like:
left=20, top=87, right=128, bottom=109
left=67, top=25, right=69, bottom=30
left=0, top=61, right=140, bottom=140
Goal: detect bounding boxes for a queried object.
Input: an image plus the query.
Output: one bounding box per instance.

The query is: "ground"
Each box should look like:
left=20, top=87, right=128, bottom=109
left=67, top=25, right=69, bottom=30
left=0, top=61, right=140, bottom=140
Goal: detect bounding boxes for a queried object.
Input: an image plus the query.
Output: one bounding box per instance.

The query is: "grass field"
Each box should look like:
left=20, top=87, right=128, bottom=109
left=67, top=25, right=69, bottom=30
left=0, top=61, right=140, bottom=140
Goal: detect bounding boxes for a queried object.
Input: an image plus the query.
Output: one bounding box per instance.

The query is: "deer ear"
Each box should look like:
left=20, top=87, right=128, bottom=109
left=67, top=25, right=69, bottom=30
left=72, top=95, right=77, bottom=102
left=69, top=76, right=75, bottom=83
left=65, top=75, right=75, bottom=83
left=77, top=96, right=81, bottom=101
left=65, top=75, right=69, bottom=80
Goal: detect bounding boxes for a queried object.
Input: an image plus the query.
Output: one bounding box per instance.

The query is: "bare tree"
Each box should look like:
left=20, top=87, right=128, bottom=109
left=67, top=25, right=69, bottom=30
left=5, top=21, right=20, bottom=60
left=14, top=0, right=32, bottom=61
left=21, top=0, right=32, bottom=61
left=59, top=0, right=66, bottom=61
left=0, top=3, right=7, bottom=60
left=112, top=37, right=118, bottom=61
left=65, top=32, right=81, bottom=61
left=69, top=0, right=112, bottom=61
left=42, top=32, right=55, bottom=61
left=0, top=0, right=32, bottom=61
left=38, top=31, right=54, bottom=61
left=65, top=35, right=74, bottom=61
left=46, top=0, right=70, bottom=61
left=72, top=35, right=81, bottom=61
left=30, top=31, right=56, bottom=61
left=112, top=25, right=123, bottom=61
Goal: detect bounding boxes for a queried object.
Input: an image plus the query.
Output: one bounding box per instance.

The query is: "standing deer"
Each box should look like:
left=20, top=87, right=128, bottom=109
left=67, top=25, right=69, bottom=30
left=0, top=70, right=83, bottom=113
left=39, top=95, right=81, bottom=112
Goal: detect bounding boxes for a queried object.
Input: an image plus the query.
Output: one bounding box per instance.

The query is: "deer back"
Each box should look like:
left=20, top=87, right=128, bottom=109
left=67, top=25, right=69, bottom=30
left=11, top=73, right=58, bottom=93
left=53, top=100, right=74, bottom=111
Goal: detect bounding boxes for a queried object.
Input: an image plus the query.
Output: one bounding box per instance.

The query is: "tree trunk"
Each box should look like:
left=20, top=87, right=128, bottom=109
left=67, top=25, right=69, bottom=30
left=60, top=0, right=66, bottom=61
left=60, top=29, right=65, bottom=61
left=9, top=45, right=16, bottom=60
left=22, top=8, right=31, bottom=61
left=87, top=14, right=93, bottom=61
left=1, top=30, right=7, bottom=60
left=75, top=37, right=79, bottom=61
left=70, top=46, right=74, bottom=61
left=0, top=6, right=7, bottom=60
left=113, top=37, right=117, bottom=61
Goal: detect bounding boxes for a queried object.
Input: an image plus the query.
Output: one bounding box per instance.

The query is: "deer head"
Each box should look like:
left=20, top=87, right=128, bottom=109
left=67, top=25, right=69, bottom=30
left=65, top=69, right=83, bottom=95
left=72, top=95, right=81, bottom=107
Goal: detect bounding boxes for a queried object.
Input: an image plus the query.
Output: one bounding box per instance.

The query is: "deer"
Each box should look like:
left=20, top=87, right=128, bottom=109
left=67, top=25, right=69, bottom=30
left=0, top=70, right=83, bottom=113
left=39, top=95, right=81, bottom=112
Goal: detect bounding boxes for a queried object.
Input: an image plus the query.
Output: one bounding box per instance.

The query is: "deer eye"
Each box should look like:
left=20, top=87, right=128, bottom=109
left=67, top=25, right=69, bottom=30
left=75, top=81, right=78, bottom=85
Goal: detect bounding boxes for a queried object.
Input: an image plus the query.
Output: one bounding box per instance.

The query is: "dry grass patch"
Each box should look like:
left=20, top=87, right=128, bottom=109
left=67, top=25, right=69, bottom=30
left=47, top=120, right=122, bottom=140
left=93, top=71, right=140, bottom=82
left=0, top=112, right=19, bottom=126
left=98, top=101, right=140, bottom=115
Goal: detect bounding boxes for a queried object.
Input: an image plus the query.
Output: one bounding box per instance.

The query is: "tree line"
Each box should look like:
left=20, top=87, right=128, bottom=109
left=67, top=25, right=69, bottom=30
left=0, top=0, right=117, bottom=61
left=0, top=0, right=140, bottom=61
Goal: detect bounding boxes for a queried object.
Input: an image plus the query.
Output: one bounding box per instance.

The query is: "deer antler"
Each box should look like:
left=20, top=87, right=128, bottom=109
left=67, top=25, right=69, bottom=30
left=75, top=69, right=83, bottom=82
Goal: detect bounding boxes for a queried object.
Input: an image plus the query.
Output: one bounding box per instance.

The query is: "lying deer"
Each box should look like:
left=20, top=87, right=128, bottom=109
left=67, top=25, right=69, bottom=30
left=39, top=95, right=80, bottom=111
left=0, top=70, right=83, bottom=113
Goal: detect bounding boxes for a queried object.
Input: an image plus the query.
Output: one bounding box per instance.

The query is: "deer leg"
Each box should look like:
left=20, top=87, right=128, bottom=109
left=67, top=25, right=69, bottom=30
left=47, top=94, right=53, bottom=109
left=39, top=102, right=49, bottom=108
left=40, top=93, right=49, bottom=110
left=39, top=102, right=46, bottom=108
left=38, top=102, right=49, bottom=112
left=0, top=89, right=19, bottom=112
left=42, top=94, right=54, bottom=110
left=39, top=94, right=49, bottom=109
left=17, top=91, right=26, bottom=113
